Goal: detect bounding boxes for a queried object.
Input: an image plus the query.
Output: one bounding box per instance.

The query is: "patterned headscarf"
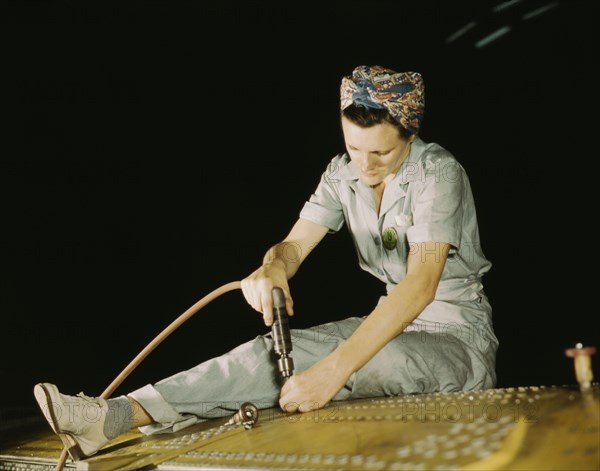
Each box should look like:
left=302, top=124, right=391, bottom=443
left=340, top=65, right=425, bottom=135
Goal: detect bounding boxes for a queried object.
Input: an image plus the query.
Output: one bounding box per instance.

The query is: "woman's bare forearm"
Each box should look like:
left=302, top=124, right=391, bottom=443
left=261, top=241, right=304, bottom=279
left=330, top=273, right=438, bottom=377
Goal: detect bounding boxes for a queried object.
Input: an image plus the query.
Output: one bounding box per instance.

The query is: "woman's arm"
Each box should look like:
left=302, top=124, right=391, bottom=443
left=331, top=241, right=450, bottom=374
left=279, top=241, right=450, bottom=412
left=262, top=218, right=330, bottom=280
left=241, top=218, right=329, bottom=325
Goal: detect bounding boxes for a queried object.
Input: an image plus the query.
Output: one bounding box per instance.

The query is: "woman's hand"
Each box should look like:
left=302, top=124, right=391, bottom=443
left=279, top=354, right=350, bottom=413
left=240, top=261, right=294, bottom=326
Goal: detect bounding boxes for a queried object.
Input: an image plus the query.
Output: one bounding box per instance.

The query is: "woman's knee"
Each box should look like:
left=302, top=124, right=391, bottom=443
left=349, top=332, right=475, bottom=397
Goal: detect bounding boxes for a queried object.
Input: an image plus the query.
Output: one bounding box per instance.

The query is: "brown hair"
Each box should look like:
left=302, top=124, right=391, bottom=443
left=341, top=104, right=415, bottom=140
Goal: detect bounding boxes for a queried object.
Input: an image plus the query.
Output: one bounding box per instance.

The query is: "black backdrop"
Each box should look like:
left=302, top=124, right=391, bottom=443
left=2, top=0, right=597, bottom=422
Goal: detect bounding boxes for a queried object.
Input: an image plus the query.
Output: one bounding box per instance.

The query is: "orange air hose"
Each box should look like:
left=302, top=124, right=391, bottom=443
left=54, top=280, right=242, bottom=471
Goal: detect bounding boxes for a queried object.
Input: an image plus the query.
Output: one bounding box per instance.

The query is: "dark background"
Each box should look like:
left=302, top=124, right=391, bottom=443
left=1, top=0, right=597, bottom=433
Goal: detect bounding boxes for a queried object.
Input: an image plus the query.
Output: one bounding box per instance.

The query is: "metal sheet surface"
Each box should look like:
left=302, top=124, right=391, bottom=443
left=1, top=385, right=598, bottom=471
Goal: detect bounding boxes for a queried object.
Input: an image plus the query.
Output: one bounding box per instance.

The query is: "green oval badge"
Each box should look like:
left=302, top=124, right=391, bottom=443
left=382, top=227, right=398, bottom=250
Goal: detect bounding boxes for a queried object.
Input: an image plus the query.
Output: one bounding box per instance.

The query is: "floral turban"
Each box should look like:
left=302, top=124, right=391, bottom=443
left=340, top=65, right=425, bottom=135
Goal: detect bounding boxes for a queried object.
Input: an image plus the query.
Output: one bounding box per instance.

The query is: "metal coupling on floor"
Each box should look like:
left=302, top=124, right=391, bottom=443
left=225, top=402, right=259, bottom=430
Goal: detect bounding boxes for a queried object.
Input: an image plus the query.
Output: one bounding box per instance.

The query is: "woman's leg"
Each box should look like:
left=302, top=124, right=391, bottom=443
left=34, top=313, right=495, bottom=459
left=347, top=328, right=497, bottom=399
left=128, top=317, right=365, bottom=434
left=33, top=316, right=364, bottom=460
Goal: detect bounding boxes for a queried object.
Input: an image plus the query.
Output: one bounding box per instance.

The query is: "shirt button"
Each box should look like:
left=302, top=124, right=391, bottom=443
left=377, top=269, right=384, bottom=275
left=374, top=237, right=381, bottom=246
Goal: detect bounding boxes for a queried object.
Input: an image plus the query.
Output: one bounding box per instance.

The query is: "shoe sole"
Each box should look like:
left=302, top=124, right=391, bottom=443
left=33, top=383, right=88, bottom=461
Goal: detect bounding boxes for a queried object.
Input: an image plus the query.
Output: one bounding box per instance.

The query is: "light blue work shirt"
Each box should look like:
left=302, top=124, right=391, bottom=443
left=299, top=137, right=497, bottom=339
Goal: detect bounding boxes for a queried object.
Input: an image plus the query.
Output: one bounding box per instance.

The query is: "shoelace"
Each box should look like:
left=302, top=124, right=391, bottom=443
left=76, top=392, right=102, bottom=404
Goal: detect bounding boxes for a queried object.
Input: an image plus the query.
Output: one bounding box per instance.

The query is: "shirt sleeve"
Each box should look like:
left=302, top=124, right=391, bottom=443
left=299, top=155, right=345, bottom=233
left=406, top=153, right=464, bottom=251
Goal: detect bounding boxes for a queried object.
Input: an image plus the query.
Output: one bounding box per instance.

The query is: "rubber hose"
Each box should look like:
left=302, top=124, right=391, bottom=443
left=54, top=280, right=242, bottom=471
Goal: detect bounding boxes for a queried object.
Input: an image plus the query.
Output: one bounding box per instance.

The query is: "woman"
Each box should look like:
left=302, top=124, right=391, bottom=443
left=34, top=65, right=498, bottom=461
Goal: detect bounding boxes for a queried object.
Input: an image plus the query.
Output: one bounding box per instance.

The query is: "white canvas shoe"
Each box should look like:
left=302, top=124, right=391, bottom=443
left=33, top=383, right=110, bottom=460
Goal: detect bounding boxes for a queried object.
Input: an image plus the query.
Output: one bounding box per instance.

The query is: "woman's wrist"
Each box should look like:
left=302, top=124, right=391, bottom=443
left=263, top=257, right=286, bottom=270
left=328, top=344, right=358, bottom=379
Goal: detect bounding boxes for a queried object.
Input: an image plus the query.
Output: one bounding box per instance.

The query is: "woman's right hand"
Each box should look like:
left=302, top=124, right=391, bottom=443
left=240, top=261, right=294, bottom=326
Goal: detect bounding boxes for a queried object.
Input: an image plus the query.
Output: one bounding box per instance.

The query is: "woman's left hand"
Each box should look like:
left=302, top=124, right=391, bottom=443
left=279, top=355, right=350, bottom=413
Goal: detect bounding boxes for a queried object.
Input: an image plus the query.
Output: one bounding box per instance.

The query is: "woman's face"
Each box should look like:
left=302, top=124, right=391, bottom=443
left=341, top=116, right=415, bottom=187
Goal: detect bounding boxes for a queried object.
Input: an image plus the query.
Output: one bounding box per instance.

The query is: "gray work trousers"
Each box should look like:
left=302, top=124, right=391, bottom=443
left=129, top=309, right=498, bottom=435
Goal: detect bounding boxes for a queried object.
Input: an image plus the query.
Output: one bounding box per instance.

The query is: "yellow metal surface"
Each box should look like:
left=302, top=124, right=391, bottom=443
left=1, top=385, right=598, bottom=471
